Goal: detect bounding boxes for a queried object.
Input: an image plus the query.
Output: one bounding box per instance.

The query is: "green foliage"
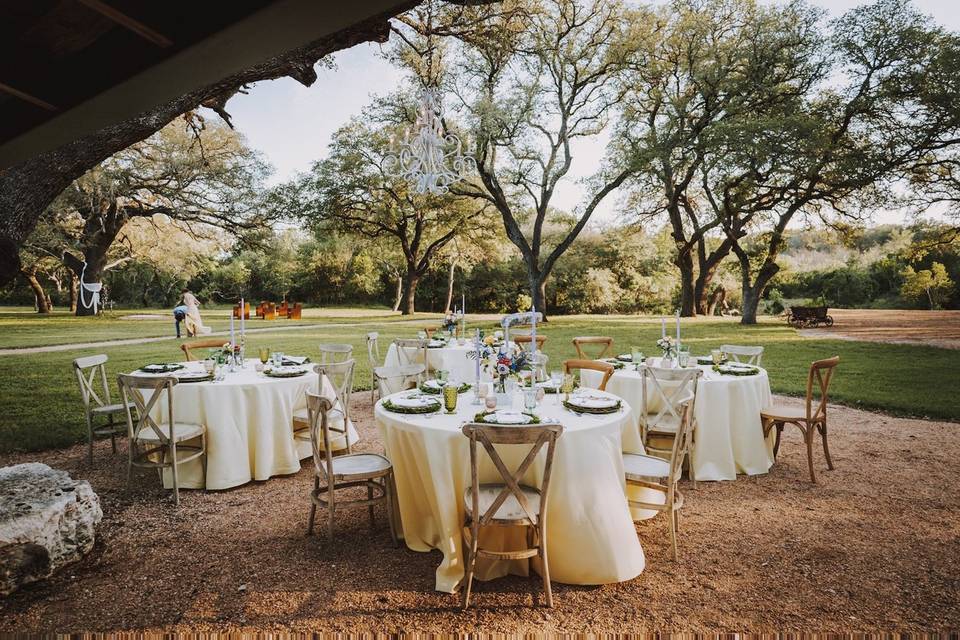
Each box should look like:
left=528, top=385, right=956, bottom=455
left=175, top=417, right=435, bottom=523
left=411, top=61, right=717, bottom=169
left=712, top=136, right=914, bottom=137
left=900, top=262, right=955, bottom=309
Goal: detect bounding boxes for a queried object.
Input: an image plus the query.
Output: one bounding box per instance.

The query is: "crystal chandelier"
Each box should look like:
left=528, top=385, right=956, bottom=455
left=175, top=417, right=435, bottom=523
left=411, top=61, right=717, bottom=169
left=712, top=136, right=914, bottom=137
left=384, top=88, right=476, bottom=195
left=383, top=0, right=475, bottom=195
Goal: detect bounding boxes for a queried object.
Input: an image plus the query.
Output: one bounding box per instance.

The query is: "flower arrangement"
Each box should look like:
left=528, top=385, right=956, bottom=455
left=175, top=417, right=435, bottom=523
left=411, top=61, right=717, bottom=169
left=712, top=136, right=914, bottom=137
left=468, top=343, right=531, bottom=392
left=656, top=335, right=677, bottom=358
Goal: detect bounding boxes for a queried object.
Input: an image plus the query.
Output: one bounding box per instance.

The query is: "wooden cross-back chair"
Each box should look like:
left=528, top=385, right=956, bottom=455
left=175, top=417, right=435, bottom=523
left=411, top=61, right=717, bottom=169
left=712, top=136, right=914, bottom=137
left=640, top=366, right=703, bottom=458
left=294, top=359, right=355, bottom=453
left=393, top=338, right=429, bottom=377
left=73, top=354, right=133, bottom=465
left=423, top=325, right=440, bottom=339
left=720, top=344, right=765, bottom=366
left=761, top=356, right=840, bottom=483
left=116, top=374, right=206, bottom=505
left=305, top=393, right=398, bottom=542
left=623, top=389, right=695, bottom=560
left=514, top=335, right=547, bottom=352
left=318, top=343, right=353, bottom=365
left=460, top=422, right=564, bottom=609
left=572, top=336, right=614, bottom=360
left=563, top=358, right=614, bottom=391
left=180, top=339, right=226, bottom=362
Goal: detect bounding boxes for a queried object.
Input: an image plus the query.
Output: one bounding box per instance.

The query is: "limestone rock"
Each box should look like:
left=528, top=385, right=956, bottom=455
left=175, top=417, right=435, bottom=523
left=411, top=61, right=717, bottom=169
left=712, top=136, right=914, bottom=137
left=0, top=463, right=102, bottom=596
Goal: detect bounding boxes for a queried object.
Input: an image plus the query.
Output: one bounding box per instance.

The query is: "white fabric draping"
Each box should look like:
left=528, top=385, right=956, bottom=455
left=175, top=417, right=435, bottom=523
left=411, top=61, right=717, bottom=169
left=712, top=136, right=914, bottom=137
left=375, top=388, right=649, bottom=593
left=581, top=358, right=774, bottom=481
left=130, top=361, right=358, bottom=489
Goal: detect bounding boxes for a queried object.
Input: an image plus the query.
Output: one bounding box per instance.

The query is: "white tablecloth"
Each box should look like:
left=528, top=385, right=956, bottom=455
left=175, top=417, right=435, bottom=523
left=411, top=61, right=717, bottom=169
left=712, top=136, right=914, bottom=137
left=375, top=387, right=649, bottom=593
left=130, top=360, right=358, bottom=490
left=581, top=359, right=774, bottom=481
left=384, top=340, right=483, bottom=384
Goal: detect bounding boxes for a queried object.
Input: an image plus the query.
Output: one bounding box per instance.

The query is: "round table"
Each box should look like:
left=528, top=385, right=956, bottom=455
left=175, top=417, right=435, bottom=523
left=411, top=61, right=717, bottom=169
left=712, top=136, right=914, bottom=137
left=375, top=387, right=647, bottom=593
left=129, top=360, right=358, bottom=490
left=581, top=358, right=774, bottom=481
left=383, top=339, right=498, bottom=384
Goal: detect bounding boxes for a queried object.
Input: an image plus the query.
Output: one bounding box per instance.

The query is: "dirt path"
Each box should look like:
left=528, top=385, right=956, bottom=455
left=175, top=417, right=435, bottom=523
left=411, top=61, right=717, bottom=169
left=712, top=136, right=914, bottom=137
left=798, top=308, right=960, bottom=349
left=1, top=395, right=957, bottom=633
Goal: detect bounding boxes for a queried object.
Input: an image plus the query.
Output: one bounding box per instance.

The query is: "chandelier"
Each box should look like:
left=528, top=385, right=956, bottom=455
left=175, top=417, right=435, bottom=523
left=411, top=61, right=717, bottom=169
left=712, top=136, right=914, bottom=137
left=383, top=0, right=475, bottom=195
left=384, top=88, right=476, bottom=195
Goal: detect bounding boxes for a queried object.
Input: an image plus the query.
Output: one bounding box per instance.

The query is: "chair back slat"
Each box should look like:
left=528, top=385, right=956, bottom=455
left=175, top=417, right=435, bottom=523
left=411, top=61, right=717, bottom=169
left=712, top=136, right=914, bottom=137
left=366, top=332, right=381, bottom=367
left=318, top=343, right=353, bottom=365
left=74, top=355, right=111, bottom=409
left=315, top=359, right=354, bottom=432
left=461, top=423, right=563, bottom=526
left=572, top=336, right=614, bottom=359
left=117, top=374, right=178, bottom=444
left=666, top=390, right=697, bottom=484
left=563, top=358, right=614, bottom=391
left=514, top=335, right=547, bottom=352
left=306, top=392, right=336, bottom=480
left=720, top=344, right=764, bottom=366
left=806, top=356, right=840, bottom=422
left=393, top=338, right=428, bottom=373
left=640, top=365, right=701, bottom=433
left=181, top=339, right=226, bottom=362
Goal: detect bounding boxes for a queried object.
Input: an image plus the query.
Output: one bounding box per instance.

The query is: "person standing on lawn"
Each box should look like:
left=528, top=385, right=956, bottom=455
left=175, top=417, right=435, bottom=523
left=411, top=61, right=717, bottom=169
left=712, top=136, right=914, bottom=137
left=180, top=289, right=211, bottom=336
left=173, top=304, right=188, bottom=338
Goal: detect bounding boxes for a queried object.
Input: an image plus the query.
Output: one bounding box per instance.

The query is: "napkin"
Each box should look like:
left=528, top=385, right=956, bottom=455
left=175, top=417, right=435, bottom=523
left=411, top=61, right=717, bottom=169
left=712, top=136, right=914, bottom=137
left=282, top=356, right=310, bottom=366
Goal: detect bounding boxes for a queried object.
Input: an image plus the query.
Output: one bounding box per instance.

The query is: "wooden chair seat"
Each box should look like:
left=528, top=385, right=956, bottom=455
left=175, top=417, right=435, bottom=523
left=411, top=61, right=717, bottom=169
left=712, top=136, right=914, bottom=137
left=329, top=453, right=392, bottom=480
left=622, top=453, right=670, bottom=480
left=293, top=407, right=345, bottom=429
left=135, top=422, right=205, bottom=443
left=645, top=413, right=682, bottom=434
left=464, top=483, right=541, bottom=524
left=760, top=404, right=808, bottom=421
left=91, top=401, right=136, bottom=416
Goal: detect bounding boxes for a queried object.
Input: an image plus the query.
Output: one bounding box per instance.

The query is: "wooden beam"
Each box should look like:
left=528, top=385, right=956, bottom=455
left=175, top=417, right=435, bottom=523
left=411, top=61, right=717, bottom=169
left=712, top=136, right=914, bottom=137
left=75, top=0, right=174, bottom=48
left=0, top=82, right=57, bottom=111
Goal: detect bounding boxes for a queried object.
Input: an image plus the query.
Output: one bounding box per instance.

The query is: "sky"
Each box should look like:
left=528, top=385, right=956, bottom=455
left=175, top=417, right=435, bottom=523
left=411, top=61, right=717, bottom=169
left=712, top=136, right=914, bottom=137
left=225, top=0, right=960, bottom=224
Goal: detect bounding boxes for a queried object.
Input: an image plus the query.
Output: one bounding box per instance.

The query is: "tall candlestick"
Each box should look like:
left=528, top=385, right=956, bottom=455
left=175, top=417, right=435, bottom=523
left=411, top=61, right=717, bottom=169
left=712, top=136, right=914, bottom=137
left=661, top=317, right=666, bottom=339
left=230, top=312, right=235, bottom=348
left=462, top=293, right=466, bottom=316
left=240, top=297, right=245, bottom=339
left=675, top=310, right=680, bottom=347
left=531, top=304, right=537, bottom=355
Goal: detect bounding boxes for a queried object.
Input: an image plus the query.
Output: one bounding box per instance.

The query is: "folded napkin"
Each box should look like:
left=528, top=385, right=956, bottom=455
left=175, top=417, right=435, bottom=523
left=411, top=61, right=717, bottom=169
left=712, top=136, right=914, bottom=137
left=282, top=356, right=310, bottom=366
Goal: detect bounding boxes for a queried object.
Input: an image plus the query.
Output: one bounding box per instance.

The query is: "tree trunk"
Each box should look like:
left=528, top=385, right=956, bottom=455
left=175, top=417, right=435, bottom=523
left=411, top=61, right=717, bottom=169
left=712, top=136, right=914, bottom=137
left=21, top=269, right=50, bottom=314
left=740, top=263, right=780, bottom=325
left=391, top=272, right=402, bottom=312
left=444, top=260, right=456, bottom=312
left=693, top=239, right=733, bottom=315
left=706, top=285, right=726, bottom=316
left=0, top=10, right=404, bottom=287
left=676, top=250, right=696, bottom=317
left=401, top=269, right=419, bottom=316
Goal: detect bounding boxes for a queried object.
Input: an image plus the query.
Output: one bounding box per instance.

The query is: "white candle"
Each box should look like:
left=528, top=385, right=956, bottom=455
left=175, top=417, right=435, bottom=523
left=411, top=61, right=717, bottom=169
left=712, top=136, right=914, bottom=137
left=474, top=329, right=481, bottom=381
left=661, top=317, right=666, bottom=339
left=676, top=311, right=680, bottom=347
left=462, top=294, right=466, bottom=316
left=531, top=304, right=537, bottom=355
left=240, top=298, right=244, bottom=339
left=230, top=312, right=235, bottom=349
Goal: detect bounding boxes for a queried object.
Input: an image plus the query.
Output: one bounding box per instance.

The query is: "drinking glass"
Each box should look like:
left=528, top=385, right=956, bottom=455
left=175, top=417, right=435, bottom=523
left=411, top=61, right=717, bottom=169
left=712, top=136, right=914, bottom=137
left=711, top=348, right=723, bottom=365
left=259, top=348, right=270, bottom=365
left=631, top=346, right=644, bottom=364
left=443, top=385, right=459, bottom=414
left=560, top=373, right=575, bottom=401
left=484, top=395, right=498, bottom=410
left=417, top=330, right=427, bottom=341
left=678, top=345, right=691, bottom=368
left=272, top=351, right=284, bottom=367
left=436, top=369, right=449, bottom=386
left=202, top=358, right=215, bottom=375
left=523, top=387, right=538, bottom=412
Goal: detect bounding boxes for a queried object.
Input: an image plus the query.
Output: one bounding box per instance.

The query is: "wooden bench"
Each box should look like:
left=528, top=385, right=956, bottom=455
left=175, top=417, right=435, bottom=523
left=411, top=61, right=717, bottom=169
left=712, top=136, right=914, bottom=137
left=232, top=302, right=250, bottom=320
left=787, top=306, right=834, bottom=328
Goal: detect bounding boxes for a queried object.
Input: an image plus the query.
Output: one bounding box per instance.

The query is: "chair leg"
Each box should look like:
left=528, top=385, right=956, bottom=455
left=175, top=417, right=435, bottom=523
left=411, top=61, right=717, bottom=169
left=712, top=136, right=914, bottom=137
left=804, top=426, right=817, bottom=483
left=539, top=524, right=553, bottom=608
left=307, top=475, right=319, bottom=535
left=819, top=422, right=834, bottom=470
left=327, top=486, right=336, bottom=543
left=461, top=529, right=478, bottom=610
left=170, top=444, right=180, bottom=506
left=367, top=483, right=376, bottom=529
left=384, top=474, right=399, bottom=545
left=669, top=506, right=678, bottom=561
left=772, top=422, right=784, bottom=458
left=85, top=412, right=95, bottom=466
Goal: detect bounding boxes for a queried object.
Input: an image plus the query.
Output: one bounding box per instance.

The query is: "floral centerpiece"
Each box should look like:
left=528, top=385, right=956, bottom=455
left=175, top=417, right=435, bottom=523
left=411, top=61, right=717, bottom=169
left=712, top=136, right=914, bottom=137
left=468, top=343, right=530, bottom=393
left=656, top=335, right=677, bottom=359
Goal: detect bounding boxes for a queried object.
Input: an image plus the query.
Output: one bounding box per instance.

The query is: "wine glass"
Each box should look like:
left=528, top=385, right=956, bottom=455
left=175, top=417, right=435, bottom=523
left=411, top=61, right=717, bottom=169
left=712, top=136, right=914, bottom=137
left=560, top=373, right=575, bottom=402
left=259, top=348, right=270, bottom=365
left=417, top=330, right=427, bottom=341
left=443, top=385, right=459, bottom=414
left=550, top=370, right=562, bottom=403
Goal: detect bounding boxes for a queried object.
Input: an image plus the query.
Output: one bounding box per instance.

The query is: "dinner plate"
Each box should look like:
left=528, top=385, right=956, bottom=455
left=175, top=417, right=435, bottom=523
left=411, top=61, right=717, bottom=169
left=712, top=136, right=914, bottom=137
left=265, top=366, right=309, bottom=378
left=175, top=370, right=212, bottom=382
left=427, top=340, right=447, bottom=348
left=485, top=411, right=533, bottom=425
left=140, top=363, right=184, bottom=373
left=390, top=395, right=441, bottom=409
left=616, top=354, right=633, bottom=362
left=566, top=395, right=618, bottom=410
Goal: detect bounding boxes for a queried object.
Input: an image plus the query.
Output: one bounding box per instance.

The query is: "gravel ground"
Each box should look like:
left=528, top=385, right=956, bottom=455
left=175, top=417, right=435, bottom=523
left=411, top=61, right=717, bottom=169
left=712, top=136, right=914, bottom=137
left=1, top=394, right=957, bottom=634
left=799, top=309, right=960, bottom=349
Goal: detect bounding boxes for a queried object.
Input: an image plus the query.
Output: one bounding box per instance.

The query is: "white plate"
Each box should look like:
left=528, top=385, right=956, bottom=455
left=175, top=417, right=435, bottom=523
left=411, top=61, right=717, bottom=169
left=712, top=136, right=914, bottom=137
left=427, top=340, right=447, bottom=348
left=567, top=395, right=618, bottom=410
left=391, top=395, right=441, bottom=409
left=616, top=354, right=633, bottom=362
left=536, top=380, right=561, bottom=390
left=281, top=356, right=309, bottom=365
left=486, top=411, right=533, bottom=425
left=176, top=370, right=211, bottom=380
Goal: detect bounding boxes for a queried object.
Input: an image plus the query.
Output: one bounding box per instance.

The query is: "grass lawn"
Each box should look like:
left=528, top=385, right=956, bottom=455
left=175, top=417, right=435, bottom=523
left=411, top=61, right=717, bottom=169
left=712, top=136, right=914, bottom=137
left=0, top=310, right=957, bottom=453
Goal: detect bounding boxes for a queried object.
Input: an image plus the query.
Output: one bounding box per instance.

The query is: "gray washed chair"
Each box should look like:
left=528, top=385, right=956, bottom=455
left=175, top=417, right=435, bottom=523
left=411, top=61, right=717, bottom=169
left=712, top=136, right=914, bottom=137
left=73, top=354, right=133, bottom=464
